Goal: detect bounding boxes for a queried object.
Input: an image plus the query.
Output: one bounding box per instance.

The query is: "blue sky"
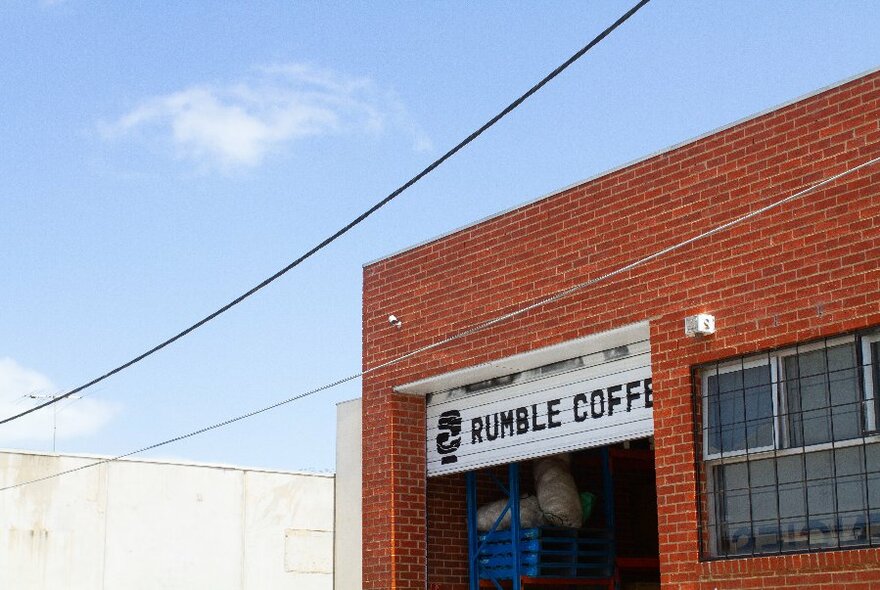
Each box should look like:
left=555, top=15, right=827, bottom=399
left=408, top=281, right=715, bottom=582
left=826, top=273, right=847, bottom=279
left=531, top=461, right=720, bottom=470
left=2, top=1, right=879, bottom=473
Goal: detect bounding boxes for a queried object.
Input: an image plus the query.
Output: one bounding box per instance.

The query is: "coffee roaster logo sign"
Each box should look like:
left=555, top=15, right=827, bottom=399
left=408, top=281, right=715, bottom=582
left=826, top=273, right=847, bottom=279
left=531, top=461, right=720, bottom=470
left=426, top=364, right=653, bottom=476
left=425, top=324, right=653, bottom=476
left=435, top=410, right=462, bottom=464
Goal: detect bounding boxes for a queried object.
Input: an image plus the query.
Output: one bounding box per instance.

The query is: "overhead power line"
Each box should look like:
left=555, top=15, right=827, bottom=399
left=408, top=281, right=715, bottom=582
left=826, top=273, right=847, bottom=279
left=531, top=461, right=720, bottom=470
left=3, top=151, right=878, bottom=493
left=0, top=0, right=652, bottom=427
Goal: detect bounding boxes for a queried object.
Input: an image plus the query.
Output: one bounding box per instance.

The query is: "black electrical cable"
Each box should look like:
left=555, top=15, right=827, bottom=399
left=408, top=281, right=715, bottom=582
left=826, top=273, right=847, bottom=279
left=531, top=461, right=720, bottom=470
left=3, top=151, right=878, bottom=493
left=0, top=0, right=652, bottom=427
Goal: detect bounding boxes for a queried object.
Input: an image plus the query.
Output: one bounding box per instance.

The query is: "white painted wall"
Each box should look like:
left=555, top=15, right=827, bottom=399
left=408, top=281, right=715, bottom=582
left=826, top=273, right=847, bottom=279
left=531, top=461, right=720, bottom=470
left=0, top=451, right=334, bottom=590
left=334, top=398, right=362, bottom=590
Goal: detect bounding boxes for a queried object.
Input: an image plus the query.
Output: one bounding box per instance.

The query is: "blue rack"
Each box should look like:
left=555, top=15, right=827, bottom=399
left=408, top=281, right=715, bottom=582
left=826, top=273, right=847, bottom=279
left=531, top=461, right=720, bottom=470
left=478, top=526, right=614, bottom=579
left=466, top=449, right=617, bottom=590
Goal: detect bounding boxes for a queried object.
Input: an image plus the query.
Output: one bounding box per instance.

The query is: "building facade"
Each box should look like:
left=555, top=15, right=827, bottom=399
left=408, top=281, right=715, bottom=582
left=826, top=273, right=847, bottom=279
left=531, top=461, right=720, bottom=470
left=0, top=450, right=334, bottom=590
left=361, top=69, right=880, bottom=589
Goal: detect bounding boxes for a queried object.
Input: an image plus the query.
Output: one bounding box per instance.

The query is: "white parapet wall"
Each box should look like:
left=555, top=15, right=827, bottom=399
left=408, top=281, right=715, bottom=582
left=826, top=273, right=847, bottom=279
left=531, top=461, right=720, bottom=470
left=334, top=398, right=363, bottom=590
left=0, top=450, right=334, bottom=590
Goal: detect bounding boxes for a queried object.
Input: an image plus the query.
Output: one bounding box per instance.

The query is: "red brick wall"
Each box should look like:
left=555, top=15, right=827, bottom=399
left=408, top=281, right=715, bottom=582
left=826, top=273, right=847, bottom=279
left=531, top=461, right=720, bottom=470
left=426, top=475, right=468, bottom=589
left=362, top=70, right=880, bottom=589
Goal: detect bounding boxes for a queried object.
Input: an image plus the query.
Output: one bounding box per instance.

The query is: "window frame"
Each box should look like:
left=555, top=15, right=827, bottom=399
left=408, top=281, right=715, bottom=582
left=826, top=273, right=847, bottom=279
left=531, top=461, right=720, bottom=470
left=697, top=328, right=880, bottom=560
left=775, top=335, right=861, bottom=449
left=862, top=332, right=880, bottom=433
left=701, top=354, right=778, bottom=461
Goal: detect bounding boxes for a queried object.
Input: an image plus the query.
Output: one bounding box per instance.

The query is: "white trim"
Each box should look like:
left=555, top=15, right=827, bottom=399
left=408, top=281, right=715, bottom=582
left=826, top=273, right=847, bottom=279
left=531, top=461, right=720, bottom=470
left=863, top=333, right=880, bottom=432
left=702, top=356, right=775, bottom=461
left=704, top=432, right=880, bottom=467
left=396, top=321, right=650, bottom=396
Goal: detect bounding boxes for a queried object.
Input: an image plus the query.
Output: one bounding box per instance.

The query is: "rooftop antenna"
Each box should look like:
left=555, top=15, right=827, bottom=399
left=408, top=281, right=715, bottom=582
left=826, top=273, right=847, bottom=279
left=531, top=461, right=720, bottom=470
left=27, top=393, right=81, bottom=453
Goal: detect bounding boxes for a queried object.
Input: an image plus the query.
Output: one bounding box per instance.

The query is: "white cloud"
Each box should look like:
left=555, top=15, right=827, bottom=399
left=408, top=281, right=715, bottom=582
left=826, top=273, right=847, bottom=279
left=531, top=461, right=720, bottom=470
left=0, top=358, right=117, bottom=447
left=103, top=64, right=432, bottom=170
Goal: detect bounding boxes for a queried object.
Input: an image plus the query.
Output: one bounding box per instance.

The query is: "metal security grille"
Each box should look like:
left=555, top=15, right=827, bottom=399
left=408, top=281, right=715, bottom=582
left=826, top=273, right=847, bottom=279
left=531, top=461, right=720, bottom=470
left=695, top=327, right=880, bottom=559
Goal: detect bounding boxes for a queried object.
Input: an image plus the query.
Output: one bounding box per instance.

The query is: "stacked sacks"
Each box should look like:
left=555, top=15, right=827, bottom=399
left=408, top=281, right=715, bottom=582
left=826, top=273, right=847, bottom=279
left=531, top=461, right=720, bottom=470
left=533, top=453, right=582, bottom=528
left=475, top=453, right=582, bottom=531
left=476, top=494, right=543, bottom=532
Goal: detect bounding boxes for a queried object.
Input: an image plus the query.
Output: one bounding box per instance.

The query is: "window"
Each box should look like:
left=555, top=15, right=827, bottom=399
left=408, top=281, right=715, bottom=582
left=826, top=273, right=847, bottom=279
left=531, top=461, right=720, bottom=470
left=698, top=328, right=880, bottom=558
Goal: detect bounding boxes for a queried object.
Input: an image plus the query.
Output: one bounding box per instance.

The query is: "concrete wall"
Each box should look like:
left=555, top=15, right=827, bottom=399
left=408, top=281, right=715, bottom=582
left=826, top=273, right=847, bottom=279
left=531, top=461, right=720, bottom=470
left=0, top=451, right=334, bottom=590
left=334, top=398, right=363, bottom=590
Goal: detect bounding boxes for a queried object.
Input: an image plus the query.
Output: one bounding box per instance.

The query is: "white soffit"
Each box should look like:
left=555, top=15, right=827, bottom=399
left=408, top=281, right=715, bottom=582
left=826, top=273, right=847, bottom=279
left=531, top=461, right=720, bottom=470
left=395, top=321, right=650, bottom=396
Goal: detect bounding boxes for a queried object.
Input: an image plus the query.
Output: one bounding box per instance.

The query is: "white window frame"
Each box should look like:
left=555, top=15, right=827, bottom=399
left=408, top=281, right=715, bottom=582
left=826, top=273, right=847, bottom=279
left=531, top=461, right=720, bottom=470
left=862, top=332, right=880, bottom=433
left=702, top=354, right=776, bottom=461
left=775, top=335, right=857, bottom=449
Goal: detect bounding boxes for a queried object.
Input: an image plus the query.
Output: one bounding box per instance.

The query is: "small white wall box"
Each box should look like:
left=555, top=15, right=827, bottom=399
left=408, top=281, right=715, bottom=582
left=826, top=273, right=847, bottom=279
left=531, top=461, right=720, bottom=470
left=684, top=314, right=716, bottom=337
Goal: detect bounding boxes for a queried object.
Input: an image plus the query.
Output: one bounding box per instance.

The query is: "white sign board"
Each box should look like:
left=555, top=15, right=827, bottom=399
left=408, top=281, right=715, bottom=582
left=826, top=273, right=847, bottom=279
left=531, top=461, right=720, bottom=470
left=426, top=338, right=652, bottom=477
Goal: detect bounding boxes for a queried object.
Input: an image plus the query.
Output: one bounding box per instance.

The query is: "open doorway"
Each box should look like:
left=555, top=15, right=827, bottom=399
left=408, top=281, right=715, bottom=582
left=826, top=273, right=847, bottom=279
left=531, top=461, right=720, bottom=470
left=467, top=438, right=659, bottom=590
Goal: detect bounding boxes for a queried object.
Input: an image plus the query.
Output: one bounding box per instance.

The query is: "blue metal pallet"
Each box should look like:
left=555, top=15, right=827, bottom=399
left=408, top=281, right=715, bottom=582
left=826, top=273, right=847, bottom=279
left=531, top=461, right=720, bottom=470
left=466, top=450, right=617, bottom=590
left=477, top=527, right=614, bottom=580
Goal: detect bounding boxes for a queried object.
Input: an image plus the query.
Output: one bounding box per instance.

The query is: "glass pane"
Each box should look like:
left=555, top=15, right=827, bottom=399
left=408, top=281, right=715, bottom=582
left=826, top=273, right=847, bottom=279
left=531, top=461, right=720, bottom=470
left=828, top=343, right=856, bottom=372
left=800, top=374, right=828, bottom=410
left=721, top=424, right=746, bottom=455
left=838, top=511, right=868, bottom=546
left=705, top=425, right=722, bottom=456
left=725, top=488, right=751, bottom=525
left=799, top=348, right=828, bottom=379
left=719, top=390, right=745, bottom=453
left=705, top=373, right=722, bottom=456
left=806, top=451, right=836, bottom=522
left=831, top=403, right=861, bottom=441
left=873, top=343, right=880, bottom=422
left=705, top=524, right=719, bottom=555
left=829, top=361, right=860, bottom=442
left=783, top=344, right=860, bottom=446
left=753, top=519, right=779, bottom=553
left=780, top=517, right=808, bottom=551
left=868, top=473, right=880, bottom=509
left=705, top=371, right=720, bottom=397
left=829, top=367, right=858, bottom=403
left=808, top=517, right=837, bottom=548
left=836, top=475, right=866, bottom=513
left=866, top=443, right=880, bottom=473
left=747, top=418, right=773, bottom=450
left=744, top=362, right=771, bottom=387
left=777, top=455, right=804, bottom=484
left=705, top=364, right=772, bottom=456
left=802, top=409, right=831, bottom=445
left=870, top=510, right=880, bottom=545
left=750, top=459, right=776, bottom=486
left=745, top=381, right=773, bottom=450
left=719, top=391, right=743, bottom=424
left=807, top=479, right=835, bottom=516
left=751, top=485, right=778, bottom=521
left=719, top=369, right=744, bottom=393
left=835, top=446, right=864, bottom=476
left=782, top=364, right=805, bottom=448
left=724, top=463, right=748, bottom=490
left=784, top=356, right=800, bottom=381
left=805, top=451, right=833, bottom=480
left=722, top=523, right=753, bottom=556
left=779, top=482, right=805, bottom=518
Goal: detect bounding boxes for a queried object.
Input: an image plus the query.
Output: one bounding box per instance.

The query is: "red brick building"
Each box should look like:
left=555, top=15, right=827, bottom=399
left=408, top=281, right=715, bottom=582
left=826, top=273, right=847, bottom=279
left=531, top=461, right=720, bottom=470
left=361, top=69, right=880, bottom=589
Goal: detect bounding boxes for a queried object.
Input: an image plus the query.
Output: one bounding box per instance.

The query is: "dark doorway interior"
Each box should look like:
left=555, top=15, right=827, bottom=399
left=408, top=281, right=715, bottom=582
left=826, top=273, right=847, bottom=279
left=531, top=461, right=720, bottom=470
left=468, top=438, right=660, bottom=590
